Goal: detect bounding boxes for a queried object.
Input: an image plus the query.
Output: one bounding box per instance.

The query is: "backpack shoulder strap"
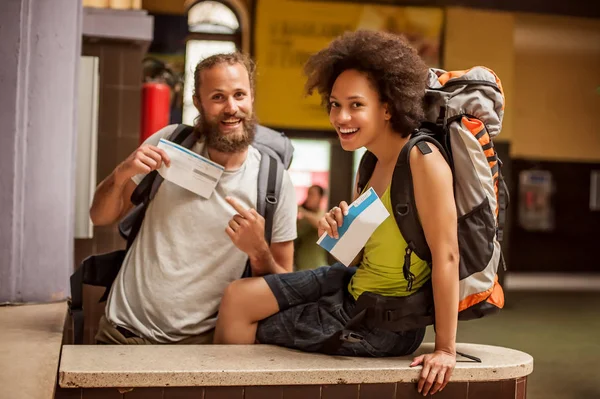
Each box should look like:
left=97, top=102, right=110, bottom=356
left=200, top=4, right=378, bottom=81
left=241, top=151, right=284, bottom=278
left=251, top=126, right=292, bottom=246
left=391, top=132, right=450, bottom=264
left=257, top=152, right=283, bottom=245
left=242, top=126, right=292, bottom=278
left=357, top=150, right=378, bottom=195
left=119, top=125, right=195, bottom=242
left=130, top=124, right=195, bottom=205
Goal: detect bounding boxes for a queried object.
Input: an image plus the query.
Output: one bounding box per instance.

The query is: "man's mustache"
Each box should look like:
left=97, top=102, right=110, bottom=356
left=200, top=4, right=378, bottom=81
left=220, top=112, right=247, bottom=120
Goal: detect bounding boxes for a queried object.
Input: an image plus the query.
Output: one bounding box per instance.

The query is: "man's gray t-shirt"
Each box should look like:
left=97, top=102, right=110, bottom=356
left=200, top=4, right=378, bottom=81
left=105, top=125, right=297, bottom=343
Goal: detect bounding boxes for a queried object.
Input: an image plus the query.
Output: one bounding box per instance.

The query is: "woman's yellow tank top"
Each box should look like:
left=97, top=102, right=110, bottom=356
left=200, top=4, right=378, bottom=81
left=347, top=185, right=431, bottom=300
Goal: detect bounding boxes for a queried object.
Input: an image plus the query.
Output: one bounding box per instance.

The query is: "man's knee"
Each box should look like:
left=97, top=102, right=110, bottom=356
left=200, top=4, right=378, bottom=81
left=221, top=278, right=256, bottom=310
left=220, top=277, right=278, bottom=321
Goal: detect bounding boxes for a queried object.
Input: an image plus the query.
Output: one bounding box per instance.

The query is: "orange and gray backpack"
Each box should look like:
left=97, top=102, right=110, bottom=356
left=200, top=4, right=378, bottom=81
left=326, top=67, right=509, bottom=357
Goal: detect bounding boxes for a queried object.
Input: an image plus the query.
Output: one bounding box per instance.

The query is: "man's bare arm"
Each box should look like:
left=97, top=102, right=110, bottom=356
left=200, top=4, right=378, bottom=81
left=249, top=240, right=294, bottom=275
left=409, top=143, right=459, bottom=396
left=90, top=144, right=170, bottom=226
left=89, top=172, right=137, bottom=226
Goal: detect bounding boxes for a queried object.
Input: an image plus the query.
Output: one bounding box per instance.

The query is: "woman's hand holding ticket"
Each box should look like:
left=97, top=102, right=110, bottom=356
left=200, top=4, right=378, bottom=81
left=317, top=201, right=349, bottom=239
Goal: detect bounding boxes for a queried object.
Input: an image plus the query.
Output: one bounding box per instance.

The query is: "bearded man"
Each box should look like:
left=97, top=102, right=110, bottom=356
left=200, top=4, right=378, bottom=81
left=90, top=53, right=297, bottom=345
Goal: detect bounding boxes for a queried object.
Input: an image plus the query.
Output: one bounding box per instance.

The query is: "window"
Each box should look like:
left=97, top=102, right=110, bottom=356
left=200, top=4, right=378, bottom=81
left=188, top=1, right=239, bottom=34
left=183, top=1, right=241, bottom=125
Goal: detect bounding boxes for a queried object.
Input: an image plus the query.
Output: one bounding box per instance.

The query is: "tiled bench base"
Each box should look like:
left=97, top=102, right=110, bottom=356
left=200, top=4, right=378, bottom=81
left=56, top=378, right=528, bottom=399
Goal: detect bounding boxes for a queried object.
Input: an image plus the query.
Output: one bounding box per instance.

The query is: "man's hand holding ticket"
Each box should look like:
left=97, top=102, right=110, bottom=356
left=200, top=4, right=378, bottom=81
left=156, top=138, right=224, bottom=199
left=317, top=187, right=390, bottom=266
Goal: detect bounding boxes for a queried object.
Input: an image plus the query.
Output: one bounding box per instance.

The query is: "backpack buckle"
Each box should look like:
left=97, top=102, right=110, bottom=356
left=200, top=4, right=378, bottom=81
left=266, top=194, right=278, bottom=205
left=395, top=203, right=409, bottom=216
left=340, top=331, right=364, bottom=343
left=67, top=298, right=82, bottom=313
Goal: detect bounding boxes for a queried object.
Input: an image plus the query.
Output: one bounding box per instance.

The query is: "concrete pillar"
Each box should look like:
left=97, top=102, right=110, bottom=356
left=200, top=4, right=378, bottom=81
left=0, top=0, right=82, bottom=303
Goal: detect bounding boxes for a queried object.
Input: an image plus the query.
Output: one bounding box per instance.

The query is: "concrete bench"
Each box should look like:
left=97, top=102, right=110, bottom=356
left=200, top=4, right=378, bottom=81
left=56, top=343, right=533, bottom=398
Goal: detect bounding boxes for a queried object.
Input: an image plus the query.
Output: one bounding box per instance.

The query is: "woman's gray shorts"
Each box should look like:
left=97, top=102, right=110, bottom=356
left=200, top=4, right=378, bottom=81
left=256, top=263, right=425, bottom=357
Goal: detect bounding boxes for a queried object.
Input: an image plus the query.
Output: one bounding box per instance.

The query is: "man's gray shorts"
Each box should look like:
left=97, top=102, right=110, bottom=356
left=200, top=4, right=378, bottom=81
left=257, top=263, right=425, bottom=357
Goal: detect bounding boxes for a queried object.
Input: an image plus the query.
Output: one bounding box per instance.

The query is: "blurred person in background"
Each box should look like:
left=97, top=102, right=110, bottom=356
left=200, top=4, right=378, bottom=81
left=295, top=185, right=329, bottom=270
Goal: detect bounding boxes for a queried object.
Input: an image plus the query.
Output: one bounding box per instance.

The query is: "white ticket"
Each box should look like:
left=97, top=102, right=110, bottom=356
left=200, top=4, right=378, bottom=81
left=317, top=187, right=390, bottom=266
left=157, top=138, right=224, bottom=198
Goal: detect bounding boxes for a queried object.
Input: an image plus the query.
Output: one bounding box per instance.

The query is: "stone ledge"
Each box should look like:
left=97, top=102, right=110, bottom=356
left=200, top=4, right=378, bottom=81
left=59, top=343, right=533, bottom=388
left=0, top=302, right=67, bottom=399
left=82, top=7, right=153, bottom=42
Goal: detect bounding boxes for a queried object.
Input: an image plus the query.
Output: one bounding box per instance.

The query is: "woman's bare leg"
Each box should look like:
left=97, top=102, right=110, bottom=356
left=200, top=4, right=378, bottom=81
left=214, top=277, right=279, bottom=344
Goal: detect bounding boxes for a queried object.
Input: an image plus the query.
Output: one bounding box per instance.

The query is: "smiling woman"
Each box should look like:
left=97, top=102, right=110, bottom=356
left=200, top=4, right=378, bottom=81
left=213, top=29, right=461, bottom=397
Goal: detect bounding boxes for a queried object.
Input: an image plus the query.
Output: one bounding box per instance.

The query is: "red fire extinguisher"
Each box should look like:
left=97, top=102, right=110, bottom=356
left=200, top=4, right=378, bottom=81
left=140, top=82, right=171, bottom=144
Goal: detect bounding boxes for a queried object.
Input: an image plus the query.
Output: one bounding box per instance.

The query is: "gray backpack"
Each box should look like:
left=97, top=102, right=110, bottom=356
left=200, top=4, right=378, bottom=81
left=69, top=124, right=293, bottom=344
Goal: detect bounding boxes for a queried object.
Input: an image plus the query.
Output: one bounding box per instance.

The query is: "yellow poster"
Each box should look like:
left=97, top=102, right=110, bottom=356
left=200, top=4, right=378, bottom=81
left=254, top=0, right=443, bottom=130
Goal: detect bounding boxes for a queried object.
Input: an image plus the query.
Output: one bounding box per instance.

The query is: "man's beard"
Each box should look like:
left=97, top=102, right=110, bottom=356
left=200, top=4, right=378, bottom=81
left=194, top=109, right=257, bottom=153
